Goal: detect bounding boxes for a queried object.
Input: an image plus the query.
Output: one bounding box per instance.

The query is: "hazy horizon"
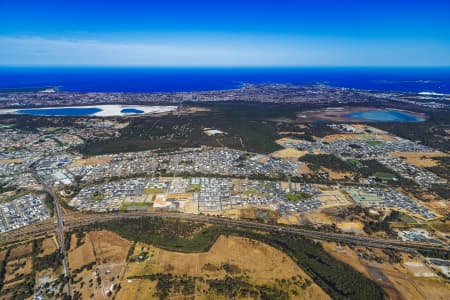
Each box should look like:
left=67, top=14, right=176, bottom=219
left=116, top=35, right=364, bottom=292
left=1, top=1, right=450, bottom=67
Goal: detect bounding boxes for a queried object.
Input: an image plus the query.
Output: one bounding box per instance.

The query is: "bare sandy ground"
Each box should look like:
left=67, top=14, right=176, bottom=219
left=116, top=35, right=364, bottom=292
left=270, top=148, right=308, bottom=160
left=389, top=151, right=448, bottom=168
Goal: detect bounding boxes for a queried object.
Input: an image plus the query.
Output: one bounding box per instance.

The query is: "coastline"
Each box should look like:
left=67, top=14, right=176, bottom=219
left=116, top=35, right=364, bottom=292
left=1, top=67, right=450, bottom=94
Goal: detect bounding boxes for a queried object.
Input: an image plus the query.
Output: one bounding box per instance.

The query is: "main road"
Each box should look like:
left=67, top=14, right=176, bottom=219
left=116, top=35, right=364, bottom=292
left=30, top=167, right=72, bottom=298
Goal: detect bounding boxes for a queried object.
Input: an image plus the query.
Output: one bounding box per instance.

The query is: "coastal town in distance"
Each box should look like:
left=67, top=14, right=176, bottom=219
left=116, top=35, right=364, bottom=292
left=0, top=83, right=449, bottom=300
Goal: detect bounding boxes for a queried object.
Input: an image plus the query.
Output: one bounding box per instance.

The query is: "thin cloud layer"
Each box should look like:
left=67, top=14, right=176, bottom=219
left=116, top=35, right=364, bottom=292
left=0, top=36, right=449, bottom=67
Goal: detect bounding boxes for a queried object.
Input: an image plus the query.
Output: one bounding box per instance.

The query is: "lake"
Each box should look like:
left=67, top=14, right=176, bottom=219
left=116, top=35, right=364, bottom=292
left=0, top=105, right=177, bottom=117
left=345, top=110, right=424, bottom=122
left=17, top=107, right=102, bottom=116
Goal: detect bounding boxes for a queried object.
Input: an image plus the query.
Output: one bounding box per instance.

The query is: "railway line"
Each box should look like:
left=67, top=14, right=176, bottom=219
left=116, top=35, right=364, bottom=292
left=1, top=211, right=448, bottom=255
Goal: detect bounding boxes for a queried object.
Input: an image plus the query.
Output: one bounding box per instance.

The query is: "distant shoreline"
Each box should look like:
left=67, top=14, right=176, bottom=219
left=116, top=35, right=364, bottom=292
left=1, top=67, right=450, bottom=93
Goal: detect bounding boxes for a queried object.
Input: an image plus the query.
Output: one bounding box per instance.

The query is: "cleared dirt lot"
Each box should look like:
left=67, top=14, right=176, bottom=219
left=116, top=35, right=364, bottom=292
left=0, top=158, right=24, bottom=164
left=89, top=230, right=131, bottom=263
left=389, top=151, right=448, bottom=168
left=69, top=156, right=112, bottom=167
left=117, top=279, right=158, bottom=300
left=336, top=221, right=366, bottom=235
left=38, top=237, right=58, bottom=257
left=68, top=234, right=96, bottom=271
left=270, top=148, right=308, bottom=160
left=8, top=242, right=32, bottom=259
left=322, top=167, right=354, bottom=180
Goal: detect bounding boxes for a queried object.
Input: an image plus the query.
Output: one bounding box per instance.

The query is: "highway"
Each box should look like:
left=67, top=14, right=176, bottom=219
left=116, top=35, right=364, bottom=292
left=1, top=210, right=449, bottom=256
left=30, top=166, right=72, bottom=298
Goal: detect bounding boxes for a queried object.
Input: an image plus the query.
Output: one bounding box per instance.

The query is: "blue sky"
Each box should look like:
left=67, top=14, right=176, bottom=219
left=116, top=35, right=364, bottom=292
left=1, top=0, right=450, bottom=66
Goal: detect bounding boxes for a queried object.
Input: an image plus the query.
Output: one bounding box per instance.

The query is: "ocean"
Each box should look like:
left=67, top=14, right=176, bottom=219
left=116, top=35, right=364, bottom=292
left=0, top=67, right=449, bottom=93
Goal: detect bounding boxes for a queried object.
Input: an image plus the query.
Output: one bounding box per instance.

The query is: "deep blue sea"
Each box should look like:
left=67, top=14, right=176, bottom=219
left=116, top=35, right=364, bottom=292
left=0, top=67, right=450, bottom=93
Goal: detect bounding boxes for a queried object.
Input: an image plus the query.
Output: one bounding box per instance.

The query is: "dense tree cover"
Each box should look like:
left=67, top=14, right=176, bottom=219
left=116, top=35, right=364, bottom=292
left=276, top=122, right=338, bottom=142
left=299, top=154, right=357, bottom=173
left=358, top=160, right=393, bottom=177
left=33, top=252, right=63, bottom=272
left=363, top=211, right=401, bottom=235
left=240, top=231, right=385, bottom=300
left=0, top=115, right=82, bottom=133
left=431, top=184, right=450, bottom=200
left=359, top=160, right=415, bottom=186
left=427, top=156, right=450, bottom=180
left=43, top=193, right=55, bottom=216
left=82, top=217, right=385, bottom=300
left=93, top=217, right=216, bottom=252
left=208, top=275, right=289, bottom=300
left=0, top=274, right=35, bottom=300
left=81, top=103, right=291, bottom=155
left=0, top=248, right=9, bottom=290
left=132, top=272, right=289, bottom=299
left=303, top=124, right=339, bottom=139
left=129, top=273, right=198, bottom=299
left=297, top=155, right=416, bottom=186
left=0, top=185, right=15, bottom=194
left=418, top=249, right=450, bottom=260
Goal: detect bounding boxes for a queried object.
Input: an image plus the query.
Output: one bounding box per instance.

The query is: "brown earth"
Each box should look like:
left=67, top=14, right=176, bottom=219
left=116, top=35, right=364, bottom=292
left=4, top=257, right=33, bottom=282
left=0, top=250, right=7, bottom=261
left=68, top=235, right=96, bottom=271
left=322, top=167, right=353, bottom=180
left=270, top=148, right=308, bottom=160
left=38, top=237, right=58, bottom=257
left=389, top=152, right=448, bottom=168
left=69, top=156, right=113, bottom=167
left=8, top=243, right=32, bottom=259
left=122, top=235, right=330, bottom=300
left=0, top=158, right=24, bottom=164
left=67, top=231, right=131, bottom=300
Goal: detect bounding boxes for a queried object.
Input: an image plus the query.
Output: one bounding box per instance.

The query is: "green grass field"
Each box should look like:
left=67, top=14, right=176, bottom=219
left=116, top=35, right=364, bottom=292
left=374, top=172, right=396, bottom=180
left=90, top=193, right=105, bottom=202
left=144, top=187, right=166, bottom=194
left=366, top=140, right=383, bottom=146
left=119, top=202, right=151, bottom=210
left=0, top=191, right=27, bottom=203
left=285, top=191, right=312, bottom=202
left=187, top=184, right=201, bottom=192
